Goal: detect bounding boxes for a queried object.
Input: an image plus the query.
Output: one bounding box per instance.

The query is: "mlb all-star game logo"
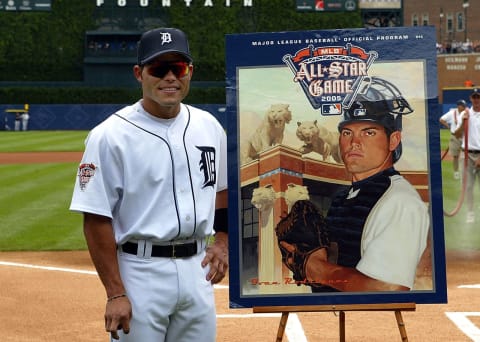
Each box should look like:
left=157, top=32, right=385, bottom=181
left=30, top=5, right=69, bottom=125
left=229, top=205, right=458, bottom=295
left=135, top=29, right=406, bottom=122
left=283, top=43, right=378, bottom=114
left=78, top=163, right=96, bottom=191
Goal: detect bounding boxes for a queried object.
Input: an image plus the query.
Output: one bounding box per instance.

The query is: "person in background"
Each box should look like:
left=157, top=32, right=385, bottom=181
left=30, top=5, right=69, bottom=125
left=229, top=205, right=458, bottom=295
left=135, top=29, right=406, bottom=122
left=454, top=88, right=480, bottom=224
left=14, top=104, right=30, bottom=131
left=21, top=104, right=30, bottom=131
left=70, top=27, right=229, bottom=341
left=14, top=111, right=21, bottom=131
left=440, top=99, right=467, bottom=180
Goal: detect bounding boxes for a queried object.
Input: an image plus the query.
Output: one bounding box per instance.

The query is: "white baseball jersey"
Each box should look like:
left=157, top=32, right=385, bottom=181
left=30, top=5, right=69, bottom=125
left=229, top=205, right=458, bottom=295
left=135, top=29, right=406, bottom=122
left=356, top=174, right=429, bottom=289
left=70, top=101, right=228, bottom=244
left=440, top=108, right=463, bottom=133
left=458, top=108, right=480, bottom=150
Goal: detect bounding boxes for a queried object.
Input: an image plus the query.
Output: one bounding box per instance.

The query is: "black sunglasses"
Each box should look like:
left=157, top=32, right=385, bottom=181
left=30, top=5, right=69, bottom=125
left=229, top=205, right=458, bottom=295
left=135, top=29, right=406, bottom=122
left=146, top=61, right=191, bottom=79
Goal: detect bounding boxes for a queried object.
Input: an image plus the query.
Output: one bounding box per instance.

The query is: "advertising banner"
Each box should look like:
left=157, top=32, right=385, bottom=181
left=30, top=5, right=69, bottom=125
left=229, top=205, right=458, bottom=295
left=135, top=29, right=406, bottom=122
left=226, top=26, right=447, bottom=308
left=0, top=0, right=51, bottom=11
left=358, top=0, right=401, bottom=9
left=296, top=0, right=357, bottom=11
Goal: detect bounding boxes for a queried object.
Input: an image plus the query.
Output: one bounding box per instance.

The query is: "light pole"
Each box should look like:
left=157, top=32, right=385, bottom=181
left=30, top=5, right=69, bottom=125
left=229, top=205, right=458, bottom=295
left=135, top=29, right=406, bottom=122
left=463, top=0, right=469, bottom=42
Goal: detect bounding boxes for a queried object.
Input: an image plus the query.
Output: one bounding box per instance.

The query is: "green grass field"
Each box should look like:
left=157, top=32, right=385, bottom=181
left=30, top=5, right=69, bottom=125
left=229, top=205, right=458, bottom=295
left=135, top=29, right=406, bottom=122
left=0, top=131, right=87, bottom=152
left=0, top=131, right=88, bottom=251
left=0, top=130, right=478, bottom=251
left=439, top=130, right=480, bottom=251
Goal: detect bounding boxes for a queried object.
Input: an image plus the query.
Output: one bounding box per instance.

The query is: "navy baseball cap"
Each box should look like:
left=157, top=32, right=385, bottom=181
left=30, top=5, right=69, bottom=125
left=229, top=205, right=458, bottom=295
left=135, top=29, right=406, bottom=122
left=471, top=88, right=480, bottom=97
left=137, top=28, right=192, bottom=66
left=456, top=99, right=467, bottom=106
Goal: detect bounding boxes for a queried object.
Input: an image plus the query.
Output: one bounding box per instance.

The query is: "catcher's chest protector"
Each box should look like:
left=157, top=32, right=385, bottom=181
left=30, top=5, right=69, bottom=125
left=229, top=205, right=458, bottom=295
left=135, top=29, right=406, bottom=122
left=326, top=169, right=398, bottom=268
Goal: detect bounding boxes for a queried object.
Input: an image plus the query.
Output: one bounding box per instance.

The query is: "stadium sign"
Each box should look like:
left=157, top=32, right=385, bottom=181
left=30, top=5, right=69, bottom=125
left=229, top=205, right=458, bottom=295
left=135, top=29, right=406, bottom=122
left=0, top=0, right=51, bottom=11
left=358, top=0, right=401, bottom=9
left=296, top=0, right=357, bottom=12
left=96, top=0, right=253, bottom=7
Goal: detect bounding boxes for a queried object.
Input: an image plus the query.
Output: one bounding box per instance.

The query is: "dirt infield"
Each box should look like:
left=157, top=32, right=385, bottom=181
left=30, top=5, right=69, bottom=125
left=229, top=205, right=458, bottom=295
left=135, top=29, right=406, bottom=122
left=0, top=250, right=479, bottom=341
left=1, top=152, right=479, bottom=341
left=0, top=152, right=83, bottom=164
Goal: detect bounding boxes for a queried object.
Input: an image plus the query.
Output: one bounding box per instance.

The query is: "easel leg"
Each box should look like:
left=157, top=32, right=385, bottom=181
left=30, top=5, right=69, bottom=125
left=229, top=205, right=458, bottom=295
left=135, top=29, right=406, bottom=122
left=253, top=303, right=415, bottom=341
left=339, top=311, right=346, bottom=342
left=395, top=310, right=408, bottom=342
left=276, top=312, right=289, bottom=342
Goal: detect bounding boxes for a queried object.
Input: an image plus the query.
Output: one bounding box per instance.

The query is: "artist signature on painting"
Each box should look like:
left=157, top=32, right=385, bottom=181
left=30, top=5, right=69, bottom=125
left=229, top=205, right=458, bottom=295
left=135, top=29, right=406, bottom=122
left=249, top=278, right=348, bottom=286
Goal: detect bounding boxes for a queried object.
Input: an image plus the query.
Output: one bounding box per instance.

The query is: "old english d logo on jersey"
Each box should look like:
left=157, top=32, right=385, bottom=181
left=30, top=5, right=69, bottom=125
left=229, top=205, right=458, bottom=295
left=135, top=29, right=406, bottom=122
left=197, top=146, right=216, bottom=188
left=282, top=43, right=378, bottom=114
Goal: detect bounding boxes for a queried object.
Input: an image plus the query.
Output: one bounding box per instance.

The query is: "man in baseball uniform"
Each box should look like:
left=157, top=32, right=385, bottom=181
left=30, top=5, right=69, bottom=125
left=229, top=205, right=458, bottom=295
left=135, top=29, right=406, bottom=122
left=70, top=28, right=229, bottom=341
left=304, top=77, right=430, bottom=292
left=439, top=99, right=467, bottom=180
left=454, top=88, right=480, bottom=224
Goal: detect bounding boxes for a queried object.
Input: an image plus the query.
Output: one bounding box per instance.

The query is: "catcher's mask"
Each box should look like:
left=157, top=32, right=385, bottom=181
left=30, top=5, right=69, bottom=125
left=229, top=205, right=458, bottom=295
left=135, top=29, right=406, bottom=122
left=338, top=77, right=413, bottom=163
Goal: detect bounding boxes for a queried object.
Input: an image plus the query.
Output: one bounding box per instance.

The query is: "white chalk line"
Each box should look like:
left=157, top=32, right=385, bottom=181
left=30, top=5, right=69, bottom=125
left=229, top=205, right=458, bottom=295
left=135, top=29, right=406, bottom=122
left=458, top=284, right=480, bottom=289
left=0, top=260, right=97, bottom=275
left=217, top=313, right=307, bottom=342
left=0, top=260, right=229, bottom=289
left=445, top=312, right=480, bottom=341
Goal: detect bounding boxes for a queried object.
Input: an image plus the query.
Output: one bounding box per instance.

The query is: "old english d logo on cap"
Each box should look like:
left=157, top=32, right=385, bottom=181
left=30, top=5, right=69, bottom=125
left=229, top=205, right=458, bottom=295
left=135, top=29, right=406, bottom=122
left=159, top=32, right=172, bottom=45
left=137, top=28, right=193, bottom=65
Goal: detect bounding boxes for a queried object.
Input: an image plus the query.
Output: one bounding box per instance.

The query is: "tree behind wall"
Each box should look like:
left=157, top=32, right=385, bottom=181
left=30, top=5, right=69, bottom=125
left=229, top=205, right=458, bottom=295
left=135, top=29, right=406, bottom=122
left=0, top=1, right=96, bottom=81
left=0, top=0, right=362, bottom=106
left=0, top=0, right=361, bottom=83
left=169, top=0, right=362, bottom=81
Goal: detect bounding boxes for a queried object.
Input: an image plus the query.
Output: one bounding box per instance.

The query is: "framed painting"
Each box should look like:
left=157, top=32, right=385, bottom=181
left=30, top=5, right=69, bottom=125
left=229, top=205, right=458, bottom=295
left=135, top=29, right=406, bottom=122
left=226, top=26, right=447, bottom=308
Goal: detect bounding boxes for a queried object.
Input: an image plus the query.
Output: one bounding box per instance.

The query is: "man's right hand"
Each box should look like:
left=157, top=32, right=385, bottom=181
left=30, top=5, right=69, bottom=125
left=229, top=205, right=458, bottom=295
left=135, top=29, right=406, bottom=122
left=105, top=296, right=132, bottom=340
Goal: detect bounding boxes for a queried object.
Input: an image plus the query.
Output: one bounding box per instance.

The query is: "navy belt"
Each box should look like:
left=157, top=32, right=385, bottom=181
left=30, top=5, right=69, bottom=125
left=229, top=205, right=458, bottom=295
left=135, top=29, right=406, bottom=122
left=121, top=241, right=197, bottom=258
left=462, top=149, right=480, bottom=154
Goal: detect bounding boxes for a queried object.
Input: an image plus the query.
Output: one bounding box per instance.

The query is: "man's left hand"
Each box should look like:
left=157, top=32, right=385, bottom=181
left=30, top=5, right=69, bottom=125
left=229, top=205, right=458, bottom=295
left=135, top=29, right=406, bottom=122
left=202, top=232, right=228, bottom=284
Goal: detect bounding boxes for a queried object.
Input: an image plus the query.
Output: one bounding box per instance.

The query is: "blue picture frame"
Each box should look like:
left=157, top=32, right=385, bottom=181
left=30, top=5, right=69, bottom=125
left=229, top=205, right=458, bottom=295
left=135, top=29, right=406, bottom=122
left=226, top=26, right=447, bottom=308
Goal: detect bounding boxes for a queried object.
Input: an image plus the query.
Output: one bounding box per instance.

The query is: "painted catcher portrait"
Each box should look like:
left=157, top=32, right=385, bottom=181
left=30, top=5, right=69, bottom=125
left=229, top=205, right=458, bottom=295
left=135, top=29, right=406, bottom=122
left=276, top=77, right=431, bottom=292
left=235, top=65, right=433, bottom=298
left=226, top=26, right=446, bottom=307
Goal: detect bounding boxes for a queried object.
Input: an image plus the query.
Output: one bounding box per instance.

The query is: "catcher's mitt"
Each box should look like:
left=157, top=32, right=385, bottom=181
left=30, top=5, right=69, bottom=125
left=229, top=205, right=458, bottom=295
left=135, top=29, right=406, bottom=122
left=275, top=200, right=335, bottom=287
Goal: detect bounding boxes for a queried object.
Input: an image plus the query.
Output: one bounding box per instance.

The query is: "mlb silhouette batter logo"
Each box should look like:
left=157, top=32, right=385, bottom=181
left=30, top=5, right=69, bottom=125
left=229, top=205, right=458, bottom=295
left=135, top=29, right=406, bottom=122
left=322, top=103, right=342, bottom=115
